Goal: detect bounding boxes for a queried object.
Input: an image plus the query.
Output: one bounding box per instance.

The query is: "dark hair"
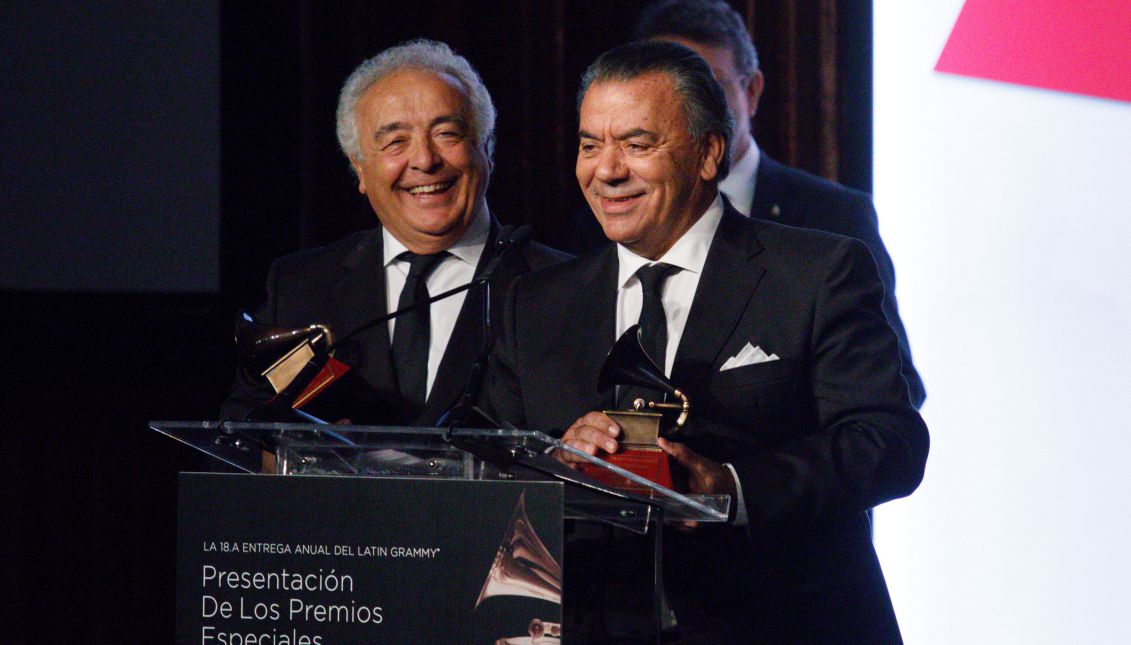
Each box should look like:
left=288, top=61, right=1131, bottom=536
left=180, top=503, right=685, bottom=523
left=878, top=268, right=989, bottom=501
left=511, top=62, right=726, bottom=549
left=633, top=0, right=759, bottom=79
left=577, top=41, right=734, bottom=179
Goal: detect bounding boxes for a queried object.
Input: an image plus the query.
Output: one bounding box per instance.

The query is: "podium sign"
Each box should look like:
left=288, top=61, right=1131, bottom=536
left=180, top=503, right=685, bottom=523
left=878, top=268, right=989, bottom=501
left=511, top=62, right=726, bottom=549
left=155, top=421, right=730, bottom=643
left=177, top=473, right=563, bottom=644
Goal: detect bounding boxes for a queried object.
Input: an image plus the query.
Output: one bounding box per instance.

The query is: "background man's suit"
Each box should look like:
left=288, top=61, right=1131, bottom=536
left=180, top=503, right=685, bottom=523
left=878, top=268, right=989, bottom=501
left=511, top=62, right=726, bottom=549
left=484, top=205, right=929, bottom=640
left=222, top=222, right=567, bottom=426
left=752, top=154, right=925, bottom=407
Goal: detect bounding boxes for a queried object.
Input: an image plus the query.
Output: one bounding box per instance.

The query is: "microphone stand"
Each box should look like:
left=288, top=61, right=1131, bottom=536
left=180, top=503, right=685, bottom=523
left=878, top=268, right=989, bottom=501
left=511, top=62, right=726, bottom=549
left=437, top=225, right=532, bottom=431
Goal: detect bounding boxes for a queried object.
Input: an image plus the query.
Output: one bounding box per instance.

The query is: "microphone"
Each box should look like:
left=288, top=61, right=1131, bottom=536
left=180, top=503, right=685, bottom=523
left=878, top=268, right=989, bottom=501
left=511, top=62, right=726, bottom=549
left=499, top=224, right=533, bottom=253
left=475, top=224, right=532, bottom=284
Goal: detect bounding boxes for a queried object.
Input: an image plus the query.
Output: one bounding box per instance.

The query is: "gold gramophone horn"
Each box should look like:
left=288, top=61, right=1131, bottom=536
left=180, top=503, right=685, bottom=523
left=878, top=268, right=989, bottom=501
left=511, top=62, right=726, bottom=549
left=234, top=310, right=333, bottom=394
left=598, top=324, right=690, bottom=431
left=475, top=492, right=562, bottom=608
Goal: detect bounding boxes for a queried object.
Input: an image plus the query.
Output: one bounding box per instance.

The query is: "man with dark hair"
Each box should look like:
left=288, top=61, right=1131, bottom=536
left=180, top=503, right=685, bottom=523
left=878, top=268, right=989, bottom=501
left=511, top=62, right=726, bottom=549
left=484, top=41, right=927, bottom=641
left=222, top=40, right=566, bottom=425
left=636, top=0, right=926, bottom=407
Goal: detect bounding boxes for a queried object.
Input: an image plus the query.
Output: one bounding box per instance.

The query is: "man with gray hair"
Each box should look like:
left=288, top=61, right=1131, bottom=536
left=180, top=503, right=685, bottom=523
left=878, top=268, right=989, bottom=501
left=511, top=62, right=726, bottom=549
left=484, top=40, right=927, bottom=642
left=637, top=0, right=926, bottom=408
left=223, top=39, right=566, bottom=426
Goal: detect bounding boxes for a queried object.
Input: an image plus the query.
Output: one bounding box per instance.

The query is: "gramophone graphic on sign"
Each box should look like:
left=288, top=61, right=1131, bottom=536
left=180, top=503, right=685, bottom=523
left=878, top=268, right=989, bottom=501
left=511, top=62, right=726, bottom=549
left=475, top=492, right=562, bottom=644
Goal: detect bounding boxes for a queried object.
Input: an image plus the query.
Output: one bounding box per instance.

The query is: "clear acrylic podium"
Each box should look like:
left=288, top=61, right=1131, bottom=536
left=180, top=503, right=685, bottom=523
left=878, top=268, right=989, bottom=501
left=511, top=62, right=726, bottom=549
left=152, top=420, right=730, bottom=642
left=152, top=421, right=728, bottom=532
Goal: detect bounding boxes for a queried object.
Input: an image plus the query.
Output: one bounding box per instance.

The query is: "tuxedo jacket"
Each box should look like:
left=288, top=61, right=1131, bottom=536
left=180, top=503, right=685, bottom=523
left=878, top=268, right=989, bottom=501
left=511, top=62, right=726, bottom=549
left=483, top=205, right=929, bottom=641
left=562, top=155, right=925, bottom=408
left=754, top=154, right=925, bottom=407
left=221, top=222, right=568, bottom=426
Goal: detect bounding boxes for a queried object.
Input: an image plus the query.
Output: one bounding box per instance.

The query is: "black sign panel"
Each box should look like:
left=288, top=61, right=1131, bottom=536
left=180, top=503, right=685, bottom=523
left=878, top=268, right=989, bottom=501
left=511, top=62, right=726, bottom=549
left=177, top=473, right=563, bottom=644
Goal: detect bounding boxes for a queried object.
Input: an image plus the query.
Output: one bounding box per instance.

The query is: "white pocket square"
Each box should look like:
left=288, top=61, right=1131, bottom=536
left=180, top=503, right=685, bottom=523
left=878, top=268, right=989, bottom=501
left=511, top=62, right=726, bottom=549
left=720, top=342, right=779, bottom=371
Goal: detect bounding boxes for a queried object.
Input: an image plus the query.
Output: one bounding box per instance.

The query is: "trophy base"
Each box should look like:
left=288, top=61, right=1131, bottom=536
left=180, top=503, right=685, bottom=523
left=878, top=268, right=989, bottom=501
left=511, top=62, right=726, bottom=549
left=577, top=410, right=673, bottom=491
left=292, top=356, right=351, bottom=409
left=578, top=448, right=673, bottom=492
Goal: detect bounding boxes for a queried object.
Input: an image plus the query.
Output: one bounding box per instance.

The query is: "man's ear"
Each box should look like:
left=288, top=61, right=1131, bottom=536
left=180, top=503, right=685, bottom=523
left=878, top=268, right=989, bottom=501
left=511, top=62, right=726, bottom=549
left=746, top=70, right=765, bottom=119
left=699, top=132, right=726, bottom=182
left=348, top=157, right=367, bottom=194
left=482, top=133, right=495, bottom=174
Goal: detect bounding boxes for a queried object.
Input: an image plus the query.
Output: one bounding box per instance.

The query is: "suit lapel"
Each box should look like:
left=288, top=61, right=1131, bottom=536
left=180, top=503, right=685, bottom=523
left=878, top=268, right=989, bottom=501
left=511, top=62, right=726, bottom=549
left=573, top=245, right=620, bottom=411
left=671, top=207, right=766, bottom=386
left=331, top=228, right=397, bottom=395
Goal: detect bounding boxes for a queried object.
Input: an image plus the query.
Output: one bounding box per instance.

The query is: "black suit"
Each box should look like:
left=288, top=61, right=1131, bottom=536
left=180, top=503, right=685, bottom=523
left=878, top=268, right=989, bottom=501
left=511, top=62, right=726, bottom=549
left=753, top=154, right=925, bottom=407
left=484, top=205, right=928, bottom=641
left=221, top=222, right=569, bottom=426
left=562, top=154, right=926, bottom=408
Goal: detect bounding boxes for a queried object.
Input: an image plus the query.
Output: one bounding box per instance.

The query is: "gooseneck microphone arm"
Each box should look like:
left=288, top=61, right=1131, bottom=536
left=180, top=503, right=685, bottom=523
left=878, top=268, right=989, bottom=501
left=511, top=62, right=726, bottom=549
left=326, top=278, right=476, bottom=352
left=258, top=225, right=532, bottom=421
left=245, top=257, right=492, bottom=421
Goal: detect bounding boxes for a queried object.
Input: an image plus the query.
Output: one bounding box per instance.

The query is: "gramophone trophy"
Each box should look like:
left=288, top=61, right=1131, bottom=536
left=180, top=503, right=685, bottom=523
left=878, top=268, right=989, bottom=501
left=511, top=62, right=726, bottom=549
left=579, top=324, right=691, bottom=491
left=234, top=311, right=350, bottom=416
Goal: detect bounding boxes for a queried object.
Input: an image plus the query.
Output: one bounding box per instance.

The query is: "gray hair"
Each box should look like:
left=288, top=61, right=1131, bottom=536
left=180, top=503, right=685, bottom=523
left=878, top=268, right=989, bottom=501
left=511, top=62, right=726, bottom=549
left=335, top=39, right=496, bottom=165
left=633, top=0, right=760, bottom=80
left=577, top=41, right=734, bottom=180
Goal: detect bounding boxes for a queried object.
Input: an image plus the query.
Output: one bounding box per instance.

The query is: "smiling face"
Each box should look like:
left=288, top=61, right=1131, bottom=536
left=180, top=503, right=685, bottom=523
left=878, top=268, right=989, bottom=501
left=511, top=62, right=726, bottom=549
left=349, top=69, right=490, bottom=254
left=576, top=72, right=724, bottom=259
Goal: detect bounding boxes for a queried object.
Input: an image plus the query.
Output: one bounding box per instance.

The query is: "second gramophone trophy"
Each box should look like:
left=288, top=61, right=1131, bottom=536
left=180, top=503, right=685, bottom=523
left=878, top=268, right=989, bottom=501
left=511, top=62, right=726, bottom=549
left=579, top=325, right=691, bottom=492
left=234, top=312, right=350, bottom=416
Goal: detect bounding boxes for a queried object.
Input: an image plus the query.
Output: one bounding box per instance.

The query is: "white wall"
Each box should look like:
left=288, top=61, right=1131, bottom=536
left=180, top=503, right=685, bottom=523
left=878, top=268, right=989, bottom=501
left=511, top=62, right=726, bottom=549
left=873, top=3, right=1131, bottom=642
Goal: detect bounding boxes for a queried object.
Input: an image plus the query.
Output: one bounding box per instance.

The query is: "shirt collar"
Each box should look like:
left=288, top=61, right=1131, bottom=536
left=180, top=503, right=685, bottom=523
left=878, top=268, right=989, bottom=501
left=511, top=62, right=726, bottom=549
left=719, top=136, right=760, bottom=216
left=382, top=206, right=491, bottom=268
left=616, top=194, right=725, bottom=288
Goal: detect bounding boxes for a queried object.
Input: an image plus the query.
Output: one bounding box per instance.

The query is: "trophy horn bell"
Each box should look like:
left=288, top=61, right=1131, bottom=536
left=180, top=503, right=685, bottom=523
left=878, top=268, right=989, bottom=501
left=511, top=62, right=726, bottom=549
left=597, top=325, right=691, bottom=430
left=234, top=310, right=333, bottom=376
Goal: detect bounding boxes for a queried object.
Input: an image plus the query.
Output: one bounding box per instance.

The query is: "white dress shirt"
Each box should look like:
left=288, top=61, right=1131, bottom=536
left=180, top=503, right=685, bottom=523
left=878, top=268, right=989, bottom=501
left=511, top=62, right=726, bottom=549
left=615, top=196, right=724, bottom=375
left=382, top=209, right=489, bottom=398
left=614, top=195, right=748, bottom=523
left=718, top=134, right=760, bottom=216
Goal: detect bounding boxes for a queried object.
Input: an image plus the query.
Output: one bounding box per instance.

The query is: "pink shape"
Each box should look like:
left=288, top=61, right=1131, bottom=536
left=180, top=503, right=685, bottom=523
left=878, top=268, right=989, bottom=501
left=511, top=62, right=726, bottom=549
left=936, top=0, right=1131, bottom=104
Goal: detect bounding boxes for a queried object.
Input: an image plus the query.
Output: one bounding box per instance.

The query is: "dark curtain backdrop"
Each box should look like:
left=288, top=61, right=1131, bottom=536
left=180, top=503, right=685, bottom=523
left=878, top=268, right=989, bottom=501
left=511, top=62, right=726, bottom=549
left=2, top=1, right=870, bottom=642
